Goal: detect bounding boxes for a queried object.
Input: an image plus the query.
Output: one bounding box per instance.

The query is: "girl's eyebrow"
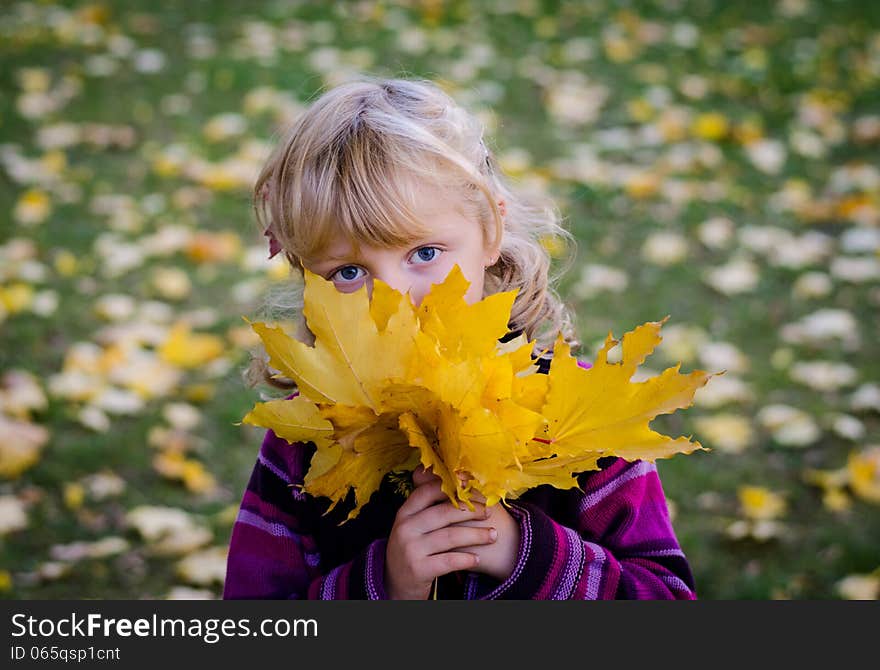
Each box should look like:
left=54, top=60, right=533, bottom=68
left=317, top=250, right=362, bottom=263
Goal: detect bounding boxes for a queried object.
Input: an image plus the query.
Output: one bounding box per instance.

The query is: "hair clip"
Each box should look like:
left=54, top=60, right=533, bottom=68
left=258, top=181, right=282, bottom=259
left=264, top=227, right=282, bottom=259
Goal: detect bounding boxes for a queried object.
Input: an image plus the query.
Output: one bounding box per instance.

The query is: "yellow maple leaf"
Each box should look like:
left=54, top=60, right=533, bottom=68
left=242, top=265, right=715, bottom=518
left=804, top=448, right=880, bottom=507
left=158, top=322, right=225, bottom=368
left=241, top=395, right=334, bottom=449
left=0, top=416, right=49, bottom=479
left=416, top=267, right=516, bottom=360
left=249, top=273, right=418, bottom=408
left=738, top=485, right=787, bottom=521
left=522, top=328, right=710, bottom=478
left=848, top=447, right=880, bottom=504
left=305, top=410, right=420, bottom=517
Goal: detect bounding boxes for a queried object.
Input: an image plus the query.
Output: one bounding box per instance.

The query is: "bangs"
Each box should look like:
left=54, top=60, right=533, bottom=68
left=286, top=129, right=461, bottom=261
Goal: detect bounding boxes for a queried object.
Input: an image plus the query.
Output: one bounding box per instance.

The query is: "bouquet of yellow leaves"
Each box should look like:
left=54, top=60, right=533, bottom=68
left=242, top=266, right=715, bottom=521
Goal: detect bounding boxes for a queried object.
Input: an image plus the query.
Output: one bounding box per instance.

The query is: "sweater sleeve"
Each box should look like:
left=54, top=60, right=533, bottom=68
left=222, top=429, right=389, bottom=600
left=468, top=458, right=696, bottom=600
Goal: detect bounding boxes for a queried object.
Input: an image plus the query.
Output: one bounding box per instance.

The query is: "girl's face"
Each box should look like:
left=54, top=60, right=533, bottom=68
left=304, top=190, right=500, bottom=307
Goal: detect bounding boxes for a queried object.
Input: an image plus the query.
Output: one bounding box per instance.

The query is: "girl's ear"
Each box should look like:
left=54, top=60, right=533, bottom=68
left=492, top=198, right=507, bottom=259
left=484, top=198, right=506, bottom=267
left=484, top=241, right=502, bottom=267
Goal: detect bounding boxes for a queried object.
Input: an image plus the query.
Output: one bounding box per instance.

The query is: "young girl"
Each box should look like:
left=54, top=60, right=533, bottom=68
left=223, top=76, right=696, bottom=600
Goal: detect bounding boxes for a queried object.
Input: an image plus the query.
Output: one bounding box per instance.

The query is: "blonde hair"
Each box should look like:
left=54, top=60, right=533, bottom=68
left=246, top=75, right=578, bottom=390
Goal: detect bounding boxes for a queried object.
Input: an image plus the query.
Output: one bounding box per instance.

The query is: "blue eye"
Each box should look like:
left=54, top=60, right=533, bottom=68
left=411, top=247, right=439, bottom=264
left=331, top=265, right=365, bottom=283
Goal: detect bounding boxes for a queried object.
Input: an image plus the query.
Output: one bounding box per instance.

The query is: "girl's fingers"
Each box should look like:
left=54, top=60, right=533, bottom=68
left=399, top=475, right=485, bottom=516
left=397, top=479, right=448, bottom=517
left=422, top=551, right=480, bottom=579
left=411, top=465, right=438, bottom=488
left=416, top=499, right=488, bottom=533
left=422, top=525, right=497, bottom=556
left=467, top=491, right=487, bottom=505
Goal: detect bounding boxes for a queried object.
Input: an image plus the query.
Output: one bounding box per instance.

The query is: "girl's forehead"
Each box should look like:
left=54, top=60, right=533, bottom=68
left=291, top=165, right=491, bottom=264
left=313, top=236, right=361, bottom=260
left=306, top=204, right=483, bottom=263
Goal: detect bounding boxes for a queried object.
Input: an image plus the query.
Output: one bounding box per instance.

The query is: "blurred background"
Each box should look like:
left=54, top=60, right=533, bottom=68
left=1, top=0, right=878, bottom=600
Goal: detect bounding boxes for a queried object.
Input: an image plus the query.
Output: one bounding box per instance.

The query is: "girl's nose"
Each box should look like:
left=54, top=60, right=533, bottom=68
left=371, top=268, right=417, bottom=304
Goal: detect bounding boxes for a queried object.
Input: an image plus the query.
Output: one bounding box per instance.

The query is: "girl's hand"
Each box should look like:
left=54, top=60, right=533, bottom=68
left=385, top=467, right=497, bottom=600
left=452, top=490, right=520, bottom=583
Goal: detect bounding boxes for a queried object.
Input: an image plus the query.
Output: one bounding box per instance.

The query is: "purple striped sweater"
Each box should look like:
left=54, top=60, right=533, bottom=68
left=223, top=360, right=697, bottom=600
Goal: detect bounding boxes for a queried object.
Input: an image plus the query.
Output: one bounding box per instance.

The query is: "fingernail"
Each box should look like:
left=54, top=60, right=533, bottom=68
left=489, top=528, right=497, bottom=541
